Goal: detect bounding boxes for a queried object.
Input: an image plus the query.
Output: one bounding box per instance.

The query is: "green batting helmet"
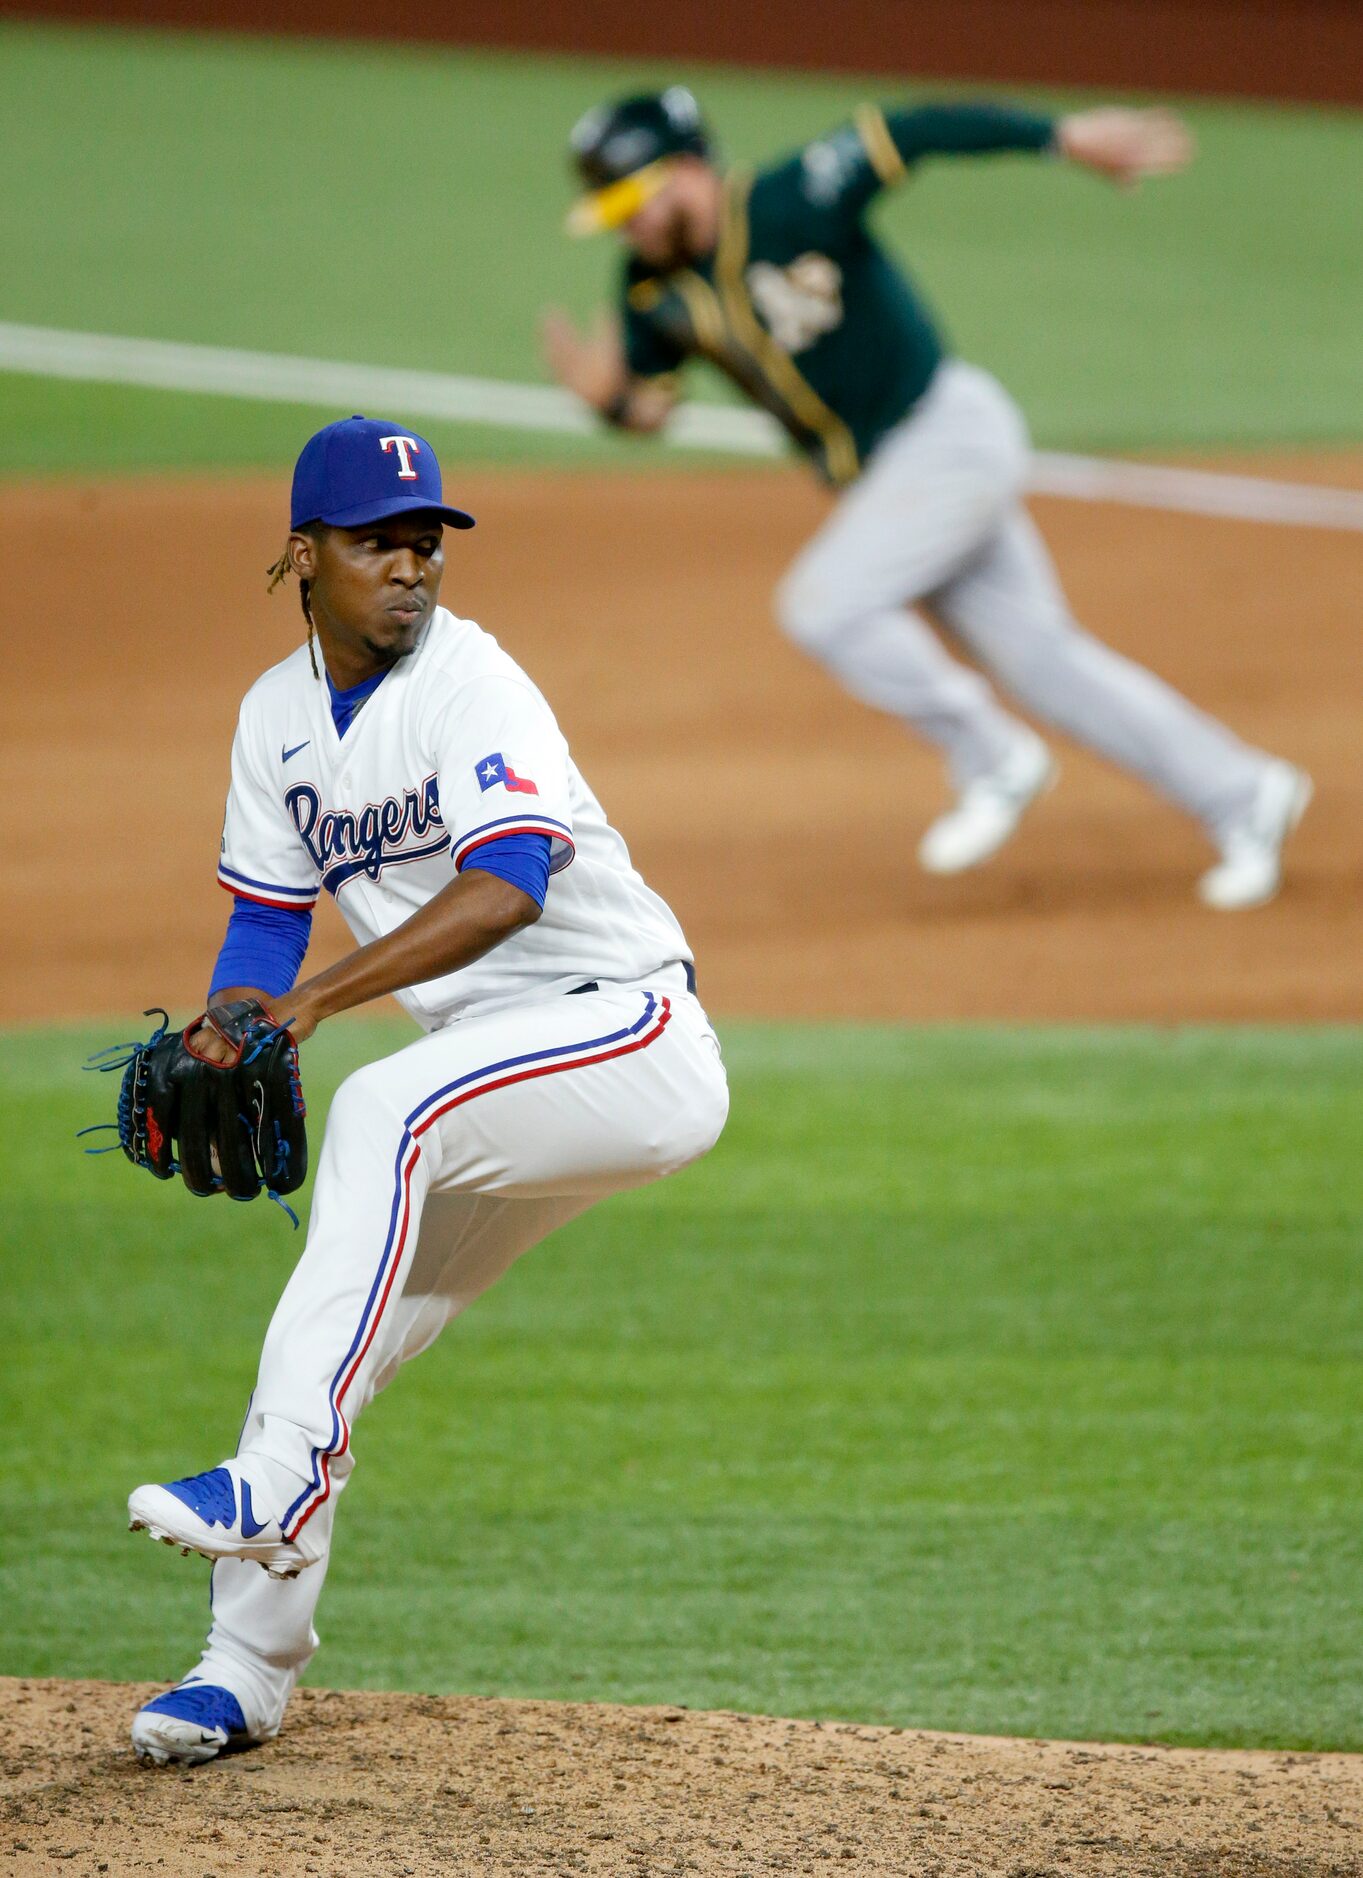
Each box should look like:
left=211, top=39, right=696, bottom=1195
left=566, top=87, right=713, bottom=235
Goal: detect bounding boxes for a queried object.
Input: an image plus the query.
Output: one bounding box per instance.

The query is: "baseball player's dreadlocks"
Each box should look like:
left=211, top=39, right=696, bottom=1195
left=266, top=543, right=321, bottom=680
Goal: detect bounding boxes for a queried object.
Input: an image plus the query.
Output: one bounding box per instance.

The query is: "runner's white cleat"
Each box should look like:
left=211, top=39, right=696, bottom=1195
left=918, top=732, right=1057, bottom=875
left=128, top=1459, right=313, bottom=1578
left=1198, top=760, right=1313, bottom=911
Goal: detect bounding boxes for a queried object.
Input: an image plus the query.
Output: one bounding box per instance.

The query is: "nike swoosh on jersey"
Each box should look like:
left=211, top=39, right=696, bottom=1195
left=281, top=741, right=311, bottom=764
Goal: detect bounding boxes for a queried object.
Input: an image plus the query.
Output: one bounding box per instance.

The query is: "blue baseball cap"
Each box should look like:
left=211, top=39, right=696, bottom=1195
left=290, top=415, right=476, bottom=532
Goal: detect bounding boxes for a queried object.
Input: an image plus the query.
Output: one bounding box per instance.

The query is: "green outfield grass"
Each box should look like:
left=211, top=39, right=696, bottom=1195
left=1, top=22, right=1360, bottom=473
left=2, top=1019, right=1359, bottom=1749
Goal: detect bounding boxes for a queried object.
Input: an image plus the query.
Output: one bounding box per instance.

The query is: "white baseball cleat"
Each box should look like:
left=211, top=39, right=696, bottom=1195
left=1198, top=760, right=1313, bottom=911
left=918, top=732, right=1057, bottom=875
left=128, top=1459, right=313, bottom=1578
left=131, top=1681, right=274, bottom=1766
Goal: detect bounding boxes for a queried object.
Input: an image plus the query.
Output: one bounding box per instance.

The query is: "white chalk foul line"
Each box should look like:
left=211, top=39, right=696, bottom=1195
left=3, top=321, right=1361, bottom=533
left=1026, top=451, right=1363, bottom=531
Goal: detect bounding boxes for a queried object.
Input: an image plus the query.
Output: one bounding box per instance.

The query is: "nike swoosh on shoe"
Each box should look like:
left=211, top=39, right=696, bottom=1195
left=239, top=1479, right=267, bottom=1539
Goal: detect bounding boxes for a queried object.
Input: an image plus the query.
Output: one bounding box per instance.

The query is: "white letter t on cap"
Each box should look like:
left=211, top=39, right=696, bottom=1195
left=380, top=435, right=421, bottom=479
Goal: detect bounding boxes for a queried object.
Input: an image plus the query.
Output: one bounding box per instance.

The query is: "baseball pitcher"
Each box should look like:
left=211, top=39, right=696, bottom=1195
left=117, top=416, right=729, bottom=1765
left=543, top=89, right=1310, bottom=909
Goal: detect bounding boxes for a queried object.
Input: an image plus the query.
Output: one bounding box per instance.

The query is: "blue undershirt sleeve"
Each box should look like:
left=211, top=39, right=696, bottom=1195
left=209, top=898, right=313, bottom=1003
left=459, top=831, right=553, bottom=909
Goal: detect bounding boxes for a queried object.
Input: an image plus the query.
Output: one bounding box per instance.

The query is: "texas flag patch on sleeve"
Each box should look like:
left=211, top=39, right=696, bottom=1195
left=475, top=752, right=539, bottom=796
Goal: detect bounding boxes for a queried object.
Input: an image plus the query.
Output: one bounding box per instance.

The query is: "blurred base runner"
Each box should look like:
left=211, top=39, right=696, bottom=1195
left=545, top=89, right=1311, bottom=909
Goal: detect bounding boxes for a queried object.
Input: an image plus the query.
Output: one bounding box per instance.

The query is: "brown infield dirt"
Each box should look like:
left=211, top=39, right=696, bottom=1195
left=3, top=454, right=1361, bottom=1026
left=3, top=457, right=1362, bottom=1872
left=4, top=1678, right=1362, bottom=1878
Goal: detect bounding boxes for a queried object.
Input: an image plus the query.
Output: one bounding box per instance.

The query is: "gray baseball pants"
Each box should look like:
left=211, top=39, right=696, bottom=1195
left=774, top=360, right=1268, bottom=837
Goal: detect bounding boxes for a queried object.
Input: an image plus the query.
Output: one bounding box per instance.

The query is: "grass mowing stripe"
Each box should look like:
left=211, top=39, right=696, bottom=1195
left=2, top=1019, right=1358, bottom=1746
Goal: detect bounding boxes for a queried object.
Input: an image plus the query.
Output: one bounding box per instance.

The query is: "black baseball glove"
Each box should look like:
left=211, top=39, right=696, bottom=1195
left=83, top=1001, right=308, bottom=1223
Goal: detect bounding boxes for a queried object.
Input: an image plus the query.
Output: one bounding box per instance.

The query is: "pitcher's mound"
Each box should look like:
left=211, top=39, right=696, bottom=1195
left=2, top=1678, right=1358, bottom=1876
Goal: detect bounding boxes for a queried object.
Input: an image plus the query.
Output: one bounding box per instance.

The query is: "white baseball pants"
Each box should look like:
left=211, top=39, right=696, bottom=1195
left=775, top=360, right=1269, bottom=837
left=189, top=968, right=728, bottom=1731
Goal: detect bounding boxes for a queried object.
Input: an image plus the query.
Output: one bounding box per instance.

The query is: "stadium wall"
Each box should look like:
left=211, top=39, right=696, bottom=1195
left=8, top=0, right=1360, bottom=106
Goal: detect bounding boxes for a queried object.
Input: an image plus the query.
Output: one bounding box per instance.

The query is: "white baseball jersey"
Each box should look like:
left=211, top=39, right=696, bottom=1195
left=217, top=607, right=692, bottom=1025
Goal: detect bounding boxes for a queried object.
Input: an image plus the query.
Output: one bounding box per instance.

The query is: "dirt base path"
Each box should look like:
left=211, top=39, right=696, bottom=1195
left=3, top=1678, right=1360, bottom=1878
left=3, top=459, right=1360, bottom=1025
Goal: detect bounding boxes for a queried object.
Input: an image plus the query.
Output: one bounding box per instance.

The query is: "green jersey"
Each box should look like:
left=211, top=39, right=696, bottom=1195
left=621, top=101, right=1055, bottom=486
